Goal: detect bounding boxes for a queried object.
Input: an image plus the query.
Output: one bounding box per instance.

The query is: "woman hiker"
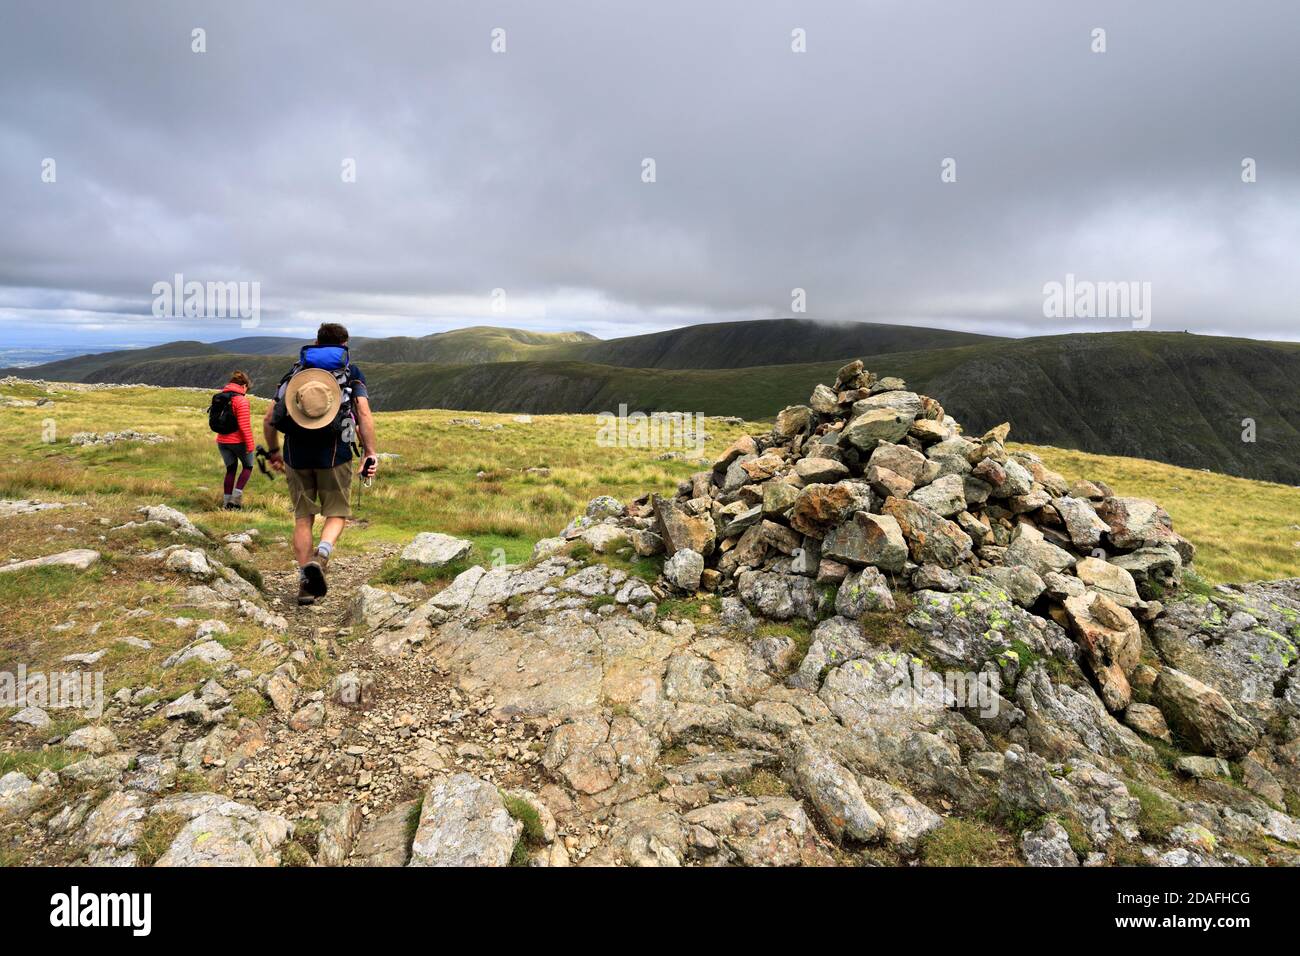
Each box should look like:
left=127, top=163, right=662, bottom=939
left=215, top=370, right=256, bottom=510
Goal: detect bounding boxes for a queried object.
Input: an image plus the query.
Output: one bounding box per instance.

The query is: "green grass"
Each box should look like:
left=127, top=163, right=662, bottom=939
left=920, top=818, right=1017, bottom=867
left=502, top=792, right=548, bottom=867
left=231, top=689, right=268, bottom=720
left=371, top=555, right=478, bottom=586
left=135, top=812, right=187, bottom=866
left=0, top=746, right=77, bottom=778
left=0, top=565, right=105, bottom=606
left=1127, top=781, right=1185, bottom=841
left=404, top=799, right=423, bottom=848
left=740, top=769, right=789, bottom=797
left=656, top=595, right=720, bottom=620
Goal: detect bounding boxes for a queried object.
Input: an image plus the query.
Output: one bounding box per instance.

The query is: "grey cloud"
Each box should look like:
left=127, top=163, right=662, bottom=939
left=1, top=0, right=1297, bottom=347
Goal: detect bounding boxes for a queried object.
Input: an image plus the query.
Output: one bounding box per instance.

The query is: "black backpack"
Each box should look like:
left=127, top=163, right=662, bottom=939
left=208, top=390, right=239, bottom=434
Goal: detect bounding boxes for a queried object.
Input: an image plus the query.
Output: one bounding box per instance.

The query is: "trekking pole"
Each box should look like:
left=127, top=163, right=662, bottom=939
left=254, top=445, right=277, bottom=480
left=354, top=455, right=376, bottom=514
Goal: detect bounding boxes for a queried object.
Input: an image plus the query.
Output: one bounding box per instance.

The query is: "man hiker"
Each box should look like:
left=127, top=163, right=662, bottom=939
left=263, top=323, right=379, bottom=606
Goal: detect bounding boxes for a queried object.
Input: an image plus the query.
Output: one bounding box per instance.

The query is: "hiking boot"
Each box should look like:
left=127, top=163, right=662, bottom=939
left=302, top=557, right=329, bottom=599
left=296, top=577, right=316, bottom=606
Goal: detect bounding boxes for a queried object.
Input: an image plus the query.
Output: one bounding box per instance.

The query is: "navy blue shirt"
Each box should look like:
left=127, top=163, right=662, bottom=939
left=278, top=351, right=368, bottom=470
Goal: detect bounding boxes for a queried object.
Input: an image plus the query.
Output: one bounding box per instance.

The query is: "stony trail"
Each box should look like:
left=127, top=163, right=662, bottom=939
left=222, top=546, right=549, bottom=861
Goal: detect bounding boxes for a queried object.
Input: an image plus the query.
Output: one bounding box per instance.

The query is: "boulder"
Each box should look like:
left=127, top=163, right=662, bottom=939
left=907, top=473, right=966, bottom=518
left=809, top=384, right=842, bottom=415
left=7, top=706, right=51, bottom=729
left=795, top=457, right=850, bottom=484
left=1053, top=496, right=1109, bottom=550
left=821, top=512, right=908, bottom=572
left=654, top=496, right=716, bottom=556
left=1074, top=557, right=1141, bottom=608
left=1123, top=703, right=1172, bottom=743
left=1004, top=524, right=1075, bottom=576
left=882, top=498, right=972, bottom=569
left=664, top=549, right=704, bottom=592
left=400, top=532, right=473, bottom=567
left=867, top=442, right=927, bottom=484
left=773, top=405, right=813, bottom=439
left=408, top=773, right=522, bottom=867
left=316, top=802, right=364, bottom=866
left=1110, top=545, right=1182, bottom=599
left=788, top=482, right=874, bottom=538
left=1096, top=497, right=1176, bottom=550
left=978, top=566, right=1045, bottom=608
left=856, top=777, right=943, bottom=854
left=155, top=799, right=294, bottom=867
left=835, top=566, right=895, bottom=616
left=0, top=771, right=48, bottom=818
left=736, top=570, right=818, bottom=622
left=1153, top=668, right=1259, bottom=759
left=63, top=725, right=119, bottom=756
left=843, top=407, right=913, bottom=448
left=0, top=549, right=100, bottom=574
left=791, top=739, right=883, bottom=843
left=683, top=797, right=830, bottom=866
left=1062, top=591, right=1141, bottom=712
left=1021, top=818, right=1080, bottom=867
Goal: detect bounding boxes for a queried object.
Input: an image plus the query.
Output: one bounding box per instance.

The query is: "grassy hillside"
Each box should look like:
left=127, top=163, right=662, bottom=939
left=18, top=331, right=1295, bottom=485
left=9, top=318, right=992, bottom=378
left=348, top=326, right=598, bottom=365
left=1, top=380, right=1297, bottom=584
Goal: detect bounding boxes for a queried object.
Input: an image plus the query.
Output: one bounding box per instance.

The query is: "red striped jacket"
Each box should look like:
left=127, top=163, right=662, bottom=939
left=215, top=382, right=255, bottom=452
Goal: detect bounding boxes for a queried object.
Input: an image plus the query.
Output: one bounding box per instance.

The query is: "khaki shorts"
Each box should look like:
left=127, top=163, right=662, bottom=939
left=285, top=461, right=353, bottom=519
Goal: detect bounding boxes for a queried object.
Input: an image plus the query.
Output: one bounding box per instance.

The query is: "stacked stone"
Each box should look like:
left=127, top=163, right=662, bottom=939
left=562, top=359, right=1197, bottom=715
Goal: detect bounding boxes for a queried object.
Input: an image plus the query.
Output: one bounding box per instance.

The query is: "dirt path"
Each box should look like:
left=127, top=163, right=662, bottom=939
left=224, top=543, right=547, bottom=852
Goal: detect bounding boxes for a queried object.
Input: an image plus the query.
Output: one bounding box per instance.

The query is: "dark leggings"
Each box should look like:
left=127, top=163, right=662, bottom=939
left=219, top=445, right=254, bottom=494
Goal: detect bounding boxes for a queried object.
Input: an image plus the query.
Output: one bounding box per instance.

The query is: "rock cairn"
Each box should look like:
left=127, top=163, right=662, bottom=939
left=564, top=359, right=1197, bottom=715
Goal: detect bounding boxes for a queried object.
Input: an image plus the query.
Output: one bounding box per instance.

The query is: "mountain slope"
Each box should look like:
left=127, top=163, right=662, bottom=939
left=8, top=330, right=1300, bottom=484
left=348, top=326, right=598, bottom=365
left=551, top=318, right=1002, bottom=369
left=16, top=319, right=993, bottom=376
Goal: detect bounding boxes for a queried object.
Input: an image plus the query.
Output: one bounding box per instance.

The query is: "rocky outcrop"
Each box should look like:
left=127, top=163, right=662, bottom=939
left=408, top=774, right=522, bottom=867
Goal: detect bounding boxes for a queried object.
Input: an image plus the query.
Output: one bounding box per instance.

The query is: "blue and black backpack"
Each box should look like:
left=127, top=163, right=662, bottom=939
left=270, top=345, right=359, bottom=449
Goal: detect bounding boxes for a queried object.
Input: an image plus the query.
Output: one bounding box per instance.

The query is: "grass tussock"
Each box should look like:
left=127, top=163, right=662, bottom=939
left=135, top=813, right=187, bottom=866
left=921, top=818, right=1019, bottom=867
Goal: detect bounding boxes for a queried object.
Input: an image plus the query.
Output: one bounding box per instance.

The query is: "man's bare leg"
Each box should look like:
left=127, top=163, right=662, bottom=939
left=294, top=516, right=315, bottom=567
left=319, top=516, right=346, bottom=551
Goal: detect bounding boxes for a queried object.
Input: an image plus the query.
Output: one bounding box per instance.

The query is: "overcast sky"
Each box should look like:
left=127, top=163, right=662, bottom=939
left=1, top=0, right=1297, bottom=348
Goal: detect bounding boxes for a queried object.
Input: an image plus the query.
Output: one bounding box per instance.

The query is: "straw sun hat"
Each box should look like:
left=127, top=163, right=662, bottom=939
left=284, top=369, right=342, bottom=430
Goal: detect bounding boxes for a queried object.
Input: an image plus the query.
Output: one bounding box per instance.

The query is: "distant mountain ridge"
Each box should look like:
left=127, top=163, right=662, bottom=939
left=6, top=322, right=1299, bottom=485
left=14, top=319, right=997, bottom=379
